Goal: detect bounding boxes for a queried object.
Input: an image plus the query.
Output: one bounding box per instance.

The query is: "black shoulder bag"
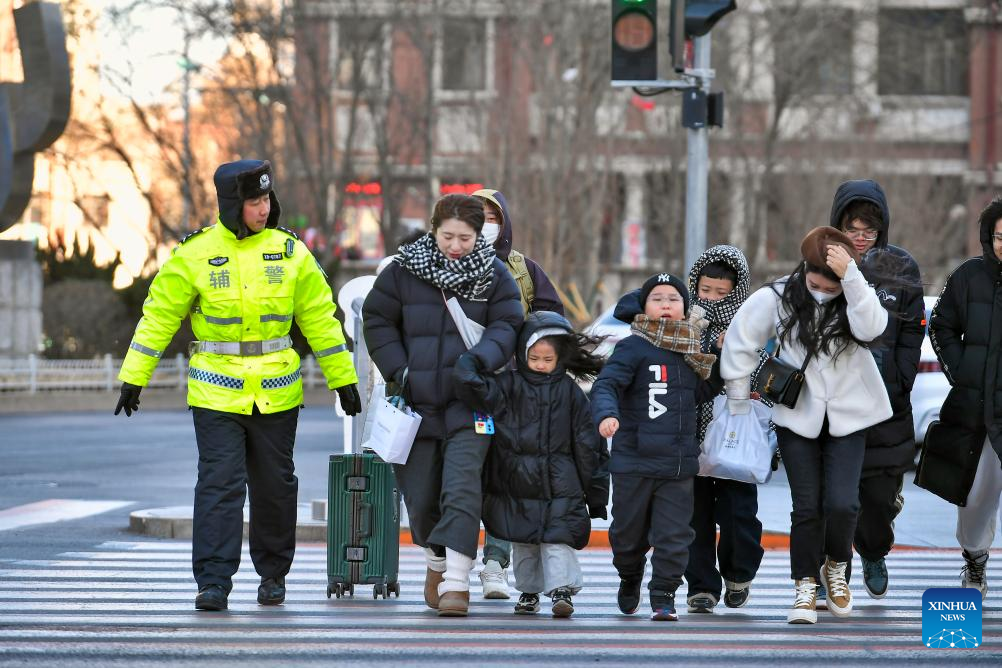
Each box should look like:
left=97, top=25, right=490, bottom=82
left=755, top=343, right=811, bottom=409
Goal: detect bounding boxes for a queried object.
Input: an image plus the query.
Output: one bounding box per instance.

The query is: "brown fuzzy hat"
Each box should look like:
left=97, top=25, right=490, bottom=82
left=800, top=226, right=860, bottom=268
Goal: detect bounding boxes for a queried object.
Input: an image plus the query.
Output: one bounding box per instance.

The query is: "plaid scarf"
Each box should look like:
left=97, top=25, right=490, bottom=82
left=630, top=314, right=717, bottom=380
left=394, top=232, right=496, bottom=301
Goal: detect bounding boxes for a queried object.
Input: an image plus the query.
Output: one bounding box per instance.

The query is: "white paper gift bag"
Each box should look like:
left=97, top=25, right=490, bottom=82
left=362, top=397, right=422, bottom=465
left=698, top=395, right=776, bottom=484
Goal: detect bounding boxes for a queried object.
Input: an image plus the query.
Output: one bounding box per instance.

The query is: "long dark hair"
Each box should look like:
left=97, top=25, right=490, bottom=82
left=772, top=261, right=867, bottom=360
left=540, top=333, right=606, bottom=383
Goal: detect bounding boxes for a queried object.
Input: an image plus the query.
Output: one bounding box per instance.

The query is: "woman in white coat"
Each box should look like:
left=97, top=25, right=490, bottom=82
left=721, top=227, right=892, bottom=625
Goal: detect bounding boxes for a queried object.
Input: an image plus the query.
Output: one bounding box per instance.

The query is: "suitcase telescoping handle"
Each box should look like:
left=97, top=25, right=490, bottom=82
left=358, top=502, right=372, bottom=538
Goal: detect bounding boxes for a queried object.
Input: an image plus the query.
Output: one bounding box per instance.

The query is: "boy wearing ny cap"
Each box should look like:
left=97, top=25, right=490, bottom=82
left=590, top=273, right=723, bottom=621
left=115, top=159, right=361, bottom=611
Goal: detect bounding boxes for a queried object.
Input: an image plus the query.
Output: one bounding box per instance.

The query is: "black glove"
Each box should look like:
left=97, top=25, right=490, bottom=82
left=335, top=383, right=362, bottom=416
left=385, top=367, right=408, bottom=399
left=771, top=449, right=781, bottom=472
left=453, top=353, right=481, bottom=377
left=114, top=382, right=142, bottom=417
left=588, top=504, right=608, bottom=520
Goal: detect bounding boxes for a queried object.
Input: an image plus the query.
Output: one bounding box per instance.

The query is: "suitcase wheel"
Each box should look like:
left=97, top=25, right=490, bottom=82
left=331, top=582, right=345, bottom=599
left=326, top=585, right=332, bottom=599
left=347, top=582, right=355, bottom=598
left=390, top=581, right=400, bottom=598
left=373, top=585, right=382, bottom=599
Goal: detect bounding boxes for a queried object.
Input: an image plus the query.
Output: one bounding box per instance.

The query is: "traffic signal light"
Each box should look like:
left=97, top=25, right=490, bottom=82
left=611, top=0, right=657, bottom=81
left=670, top=1, right=737, bottom=72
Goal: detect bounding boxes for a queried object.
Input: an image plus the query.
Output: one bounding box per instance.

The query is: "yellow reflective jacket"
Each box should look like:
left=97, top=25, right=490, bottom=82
left=118, top=222, right=358, bottom=414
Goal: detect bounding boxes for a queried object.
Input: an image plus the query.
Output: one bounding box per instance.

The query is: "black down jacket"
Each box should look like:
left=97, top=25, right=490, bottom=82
left=453, top=311, right=610, bottom=549
left=362, top=258, right=523, bottom=440
left=591, top=291, right=722, bottom=480
left=829, top=180, right=925, bottom=473
left=929, top=209, right=1002, bottom=460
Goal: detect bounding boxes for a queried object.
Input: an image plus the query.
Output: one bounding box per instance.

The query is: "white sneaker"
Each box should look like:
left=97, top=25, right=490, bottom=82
left=961, top=550, right=989, bottom=600
left=787, top=577, right=817, bottom=624
left=479, top=559, right=510, bottom=599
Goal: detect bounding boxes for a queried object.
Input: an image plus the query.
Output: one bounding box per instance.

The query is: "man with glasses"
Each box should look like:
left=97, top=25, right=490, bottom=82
left=825, top=180, right=924, bottom=600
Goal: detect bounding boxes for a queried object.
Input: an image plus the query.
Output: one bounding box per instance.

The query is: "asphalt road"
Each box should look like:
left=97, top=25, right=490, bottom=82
left=0, top=407, right=342, bottom=562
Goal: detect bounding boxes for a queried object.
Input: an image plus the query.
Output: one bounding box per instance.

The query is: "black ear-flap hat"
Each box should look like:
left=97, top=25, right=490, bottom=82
left=213, top=159, right=282, bottom=239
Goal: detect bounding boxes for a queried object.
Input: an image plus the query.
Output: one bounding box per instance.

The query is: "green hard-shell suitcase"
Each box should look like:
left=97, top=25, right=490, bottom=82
left=326, top=452, right=401, bottom=599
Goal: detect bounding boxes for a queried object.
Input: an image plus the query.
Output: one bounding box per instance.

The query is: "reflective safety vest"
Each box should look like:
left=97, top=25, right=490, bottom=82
left=118, top=222, right=358, bottom=414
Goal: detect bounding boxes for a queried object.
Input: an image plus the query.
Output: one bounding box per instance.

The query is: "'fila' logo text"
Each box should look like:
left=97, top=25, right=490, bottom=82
left=649, top=364, right=668, bottom=419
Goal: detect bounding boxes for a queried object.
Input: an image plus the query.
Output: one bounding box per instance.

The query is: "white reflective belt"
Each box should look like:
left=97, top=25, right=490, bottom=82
left=315, top=343, right=348, bottom=358
left=189, top=335, right=293, bottom=356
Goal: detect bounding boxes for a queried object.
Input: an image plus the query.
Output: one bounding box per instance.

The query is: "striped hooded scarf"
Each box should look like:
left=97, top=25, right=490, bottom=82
left=687, top=244, right=768, bottom=442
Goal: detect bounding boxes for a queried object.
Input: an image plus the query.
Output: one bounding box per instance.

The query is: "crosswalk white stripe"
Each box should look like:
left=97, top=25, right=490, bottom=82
left=0, top=499, right=133, bottom=531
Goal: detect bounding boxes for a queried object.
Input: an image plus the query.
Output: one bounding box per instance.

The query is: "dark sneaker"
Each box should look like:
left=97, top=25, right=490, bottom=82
left=815, top=583, right=827, bottom=610
left=650, top=589, right=678, bottom=622
left=861, top=557, right=888, bottom=599
left=257, top=576, right=286, bottom=605
left=551, top=588, right=574, bottom=618
left=723, top=580, right=751, bottom=608
left=617, top=577, right=643, bottom=615
left=961, top=549, right=989, bottom=600
left=514, top=592, right=540, bottom=615
left=686, top=592, right=717, bottom=613
left=195, top=584, right=228, bottom=611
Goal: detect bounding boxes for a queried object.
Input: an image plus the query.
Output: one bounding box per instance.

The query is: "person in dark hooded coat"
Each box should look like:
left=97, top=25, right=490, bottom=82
left=929, top=196, right=1002, bottom=601
left=471, top=188, right=565, bottom=597
left=453, top=311, right=609, bottom=618
left=824, top=179, right=924, bottom=601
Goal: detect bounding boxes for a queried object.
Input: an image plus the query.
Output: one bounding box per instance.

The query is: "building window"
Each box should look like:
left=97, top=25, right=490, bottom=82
left=335, top=18, right=384, bottom=91
left=441, top=19, right=486, bottom=91
left=878, top=10, right=968, bottom=96
left=773, top=8, right=853, bottom=97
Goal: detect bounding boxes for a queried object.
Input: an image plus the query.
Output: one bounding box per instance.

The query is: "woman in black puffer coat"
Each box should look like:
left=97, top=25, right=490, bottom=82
left=362, top=194, right=523, bottom=617
left=453, top=311, right=610, bottom=617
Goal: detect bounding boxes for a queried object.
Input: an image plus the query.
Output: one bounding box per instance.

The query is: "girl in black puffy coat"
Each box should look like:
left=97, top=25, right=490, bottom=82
left=453, top=311, right=610, bottom=618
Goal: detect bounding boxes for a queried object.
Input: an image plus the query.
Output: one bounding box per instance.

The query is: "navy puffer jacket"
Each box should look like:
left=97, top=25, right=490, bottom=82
left=362, top=259, right=523, bottom=439
left=590, top=292, right=722, bottom=479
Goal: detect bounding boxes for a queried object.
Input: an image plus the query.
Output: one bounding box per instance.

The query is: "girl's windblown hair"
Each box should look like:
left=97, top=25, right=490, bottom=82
left=549, top=332, right=606, bottom=383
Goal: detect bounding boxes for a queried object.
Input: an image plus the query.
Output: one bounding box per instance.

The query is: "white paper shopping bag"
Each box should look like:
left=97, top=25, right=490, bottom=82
left=362, top=397, right=422, bottom=464
left=698, top=395, right=776, bottom=484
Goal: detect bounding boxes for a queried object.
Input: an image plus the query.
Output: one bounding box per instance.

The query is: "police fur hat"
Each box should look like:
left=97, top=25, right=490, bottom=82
left=800, top=226, right=860, bottom=268
left=213, top=159, right=282, bottom=239
left=639, top=272, right=690, bottom=314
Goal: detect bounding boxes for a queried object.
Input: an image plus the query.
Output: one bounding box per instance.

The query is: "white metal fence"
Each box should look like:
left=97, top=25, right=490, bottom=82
left=0, top=355, right=327, bottom=393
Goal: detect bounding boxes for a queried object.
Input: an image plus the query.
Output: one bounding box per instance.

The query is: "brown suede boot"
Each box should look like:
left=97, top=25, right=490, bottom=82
left=424, top=568, right=444, bottom=609
left=437, top=590, right=470, bottom=617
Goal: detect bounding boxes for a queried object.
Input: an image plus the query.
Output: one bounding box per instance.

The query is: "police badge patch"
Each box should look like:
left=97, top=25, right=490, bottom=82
left=208, top=256, right=229, bottom=266
left=285, top=239, right=295, bottom=258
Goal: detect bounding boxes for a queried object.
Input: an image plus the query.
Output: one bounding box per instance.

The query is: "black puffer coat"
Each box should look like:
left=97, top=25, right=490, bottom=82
left=453, top=312, right=610, bottom=549
left=362, top=258, right=523, bottom=439
left=829, top=180, right=924, bottom=473
left=929, top=211, right=1002, bottom=460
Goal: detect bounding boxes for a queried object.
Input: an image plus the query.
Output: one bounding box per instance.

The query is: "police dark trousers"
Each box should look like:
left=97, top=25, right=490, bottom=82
left=854, top=471, right=904, bottom=561
left=686, top=476, right=764, bottom=597
left=610, top=473, right=695, bottom=592
left=777, top=421, right=866, bottom=582
left=191, top=406, right=299, bottom=590
left=392, top=427, right=490, bottom=559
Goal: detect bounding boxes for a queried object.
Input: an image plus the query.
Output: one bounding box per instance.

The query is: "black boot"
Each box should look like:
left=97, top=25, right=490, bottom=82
left=195, top=584, right=228, bottom=611
left=258, top=576, right=286, bottom=605
left=650, top=589, right=678, bottom=621
left=617, top=577, right=643, bottom=615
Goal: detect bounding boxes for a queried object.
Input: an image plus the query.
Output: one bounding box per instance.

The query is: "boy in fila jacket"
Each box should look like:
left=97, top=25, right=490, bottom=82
left=590, top=273, right=723, bottom=621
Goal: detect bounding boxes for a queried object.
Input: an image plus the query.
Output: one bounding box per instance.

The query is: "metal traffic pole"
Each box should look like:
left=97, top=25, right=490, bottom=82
left=684, top=34, right=712, bottom=276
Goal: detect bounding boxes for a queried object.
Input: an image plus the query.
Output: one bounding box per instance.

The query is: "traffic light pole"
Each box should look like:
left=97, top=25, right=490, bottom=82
left=684, top=34, right=711, bottom=275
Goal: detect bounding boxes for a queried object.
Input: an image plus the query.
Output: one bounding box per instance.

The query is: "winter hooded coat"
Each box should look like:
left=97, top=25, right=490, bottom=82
left=472, top=189, right=565, bottom=315
left=929, top=209, right=1002, bottom=461
left=362, top=255, right=523, bottom=440
left=591, top=291, right=723, bottom=479
left=453, top=311, right=610, bottom=549
left=829, top=179, right=924, bottom=473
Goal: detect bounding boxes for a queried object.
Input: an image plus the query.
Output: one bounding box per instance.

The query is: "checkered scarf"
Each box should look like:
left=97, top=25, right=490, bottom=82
left=630, top=314, right=717, bottom=380
left=394, top=232, right=496, bottom=301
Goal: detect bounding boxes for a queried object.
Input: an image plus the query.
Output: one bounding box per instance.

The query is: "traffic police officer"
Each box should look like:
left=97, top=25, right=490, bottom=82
left=114, top=159, right=361, bottom=611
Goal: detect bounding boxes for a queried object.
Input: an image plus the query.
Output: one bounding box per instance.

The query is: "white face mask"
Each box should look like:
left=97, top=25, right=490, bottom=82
left=809, top=289, right=839, bottom=304
left=481, top=223, right=500, bottom=246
